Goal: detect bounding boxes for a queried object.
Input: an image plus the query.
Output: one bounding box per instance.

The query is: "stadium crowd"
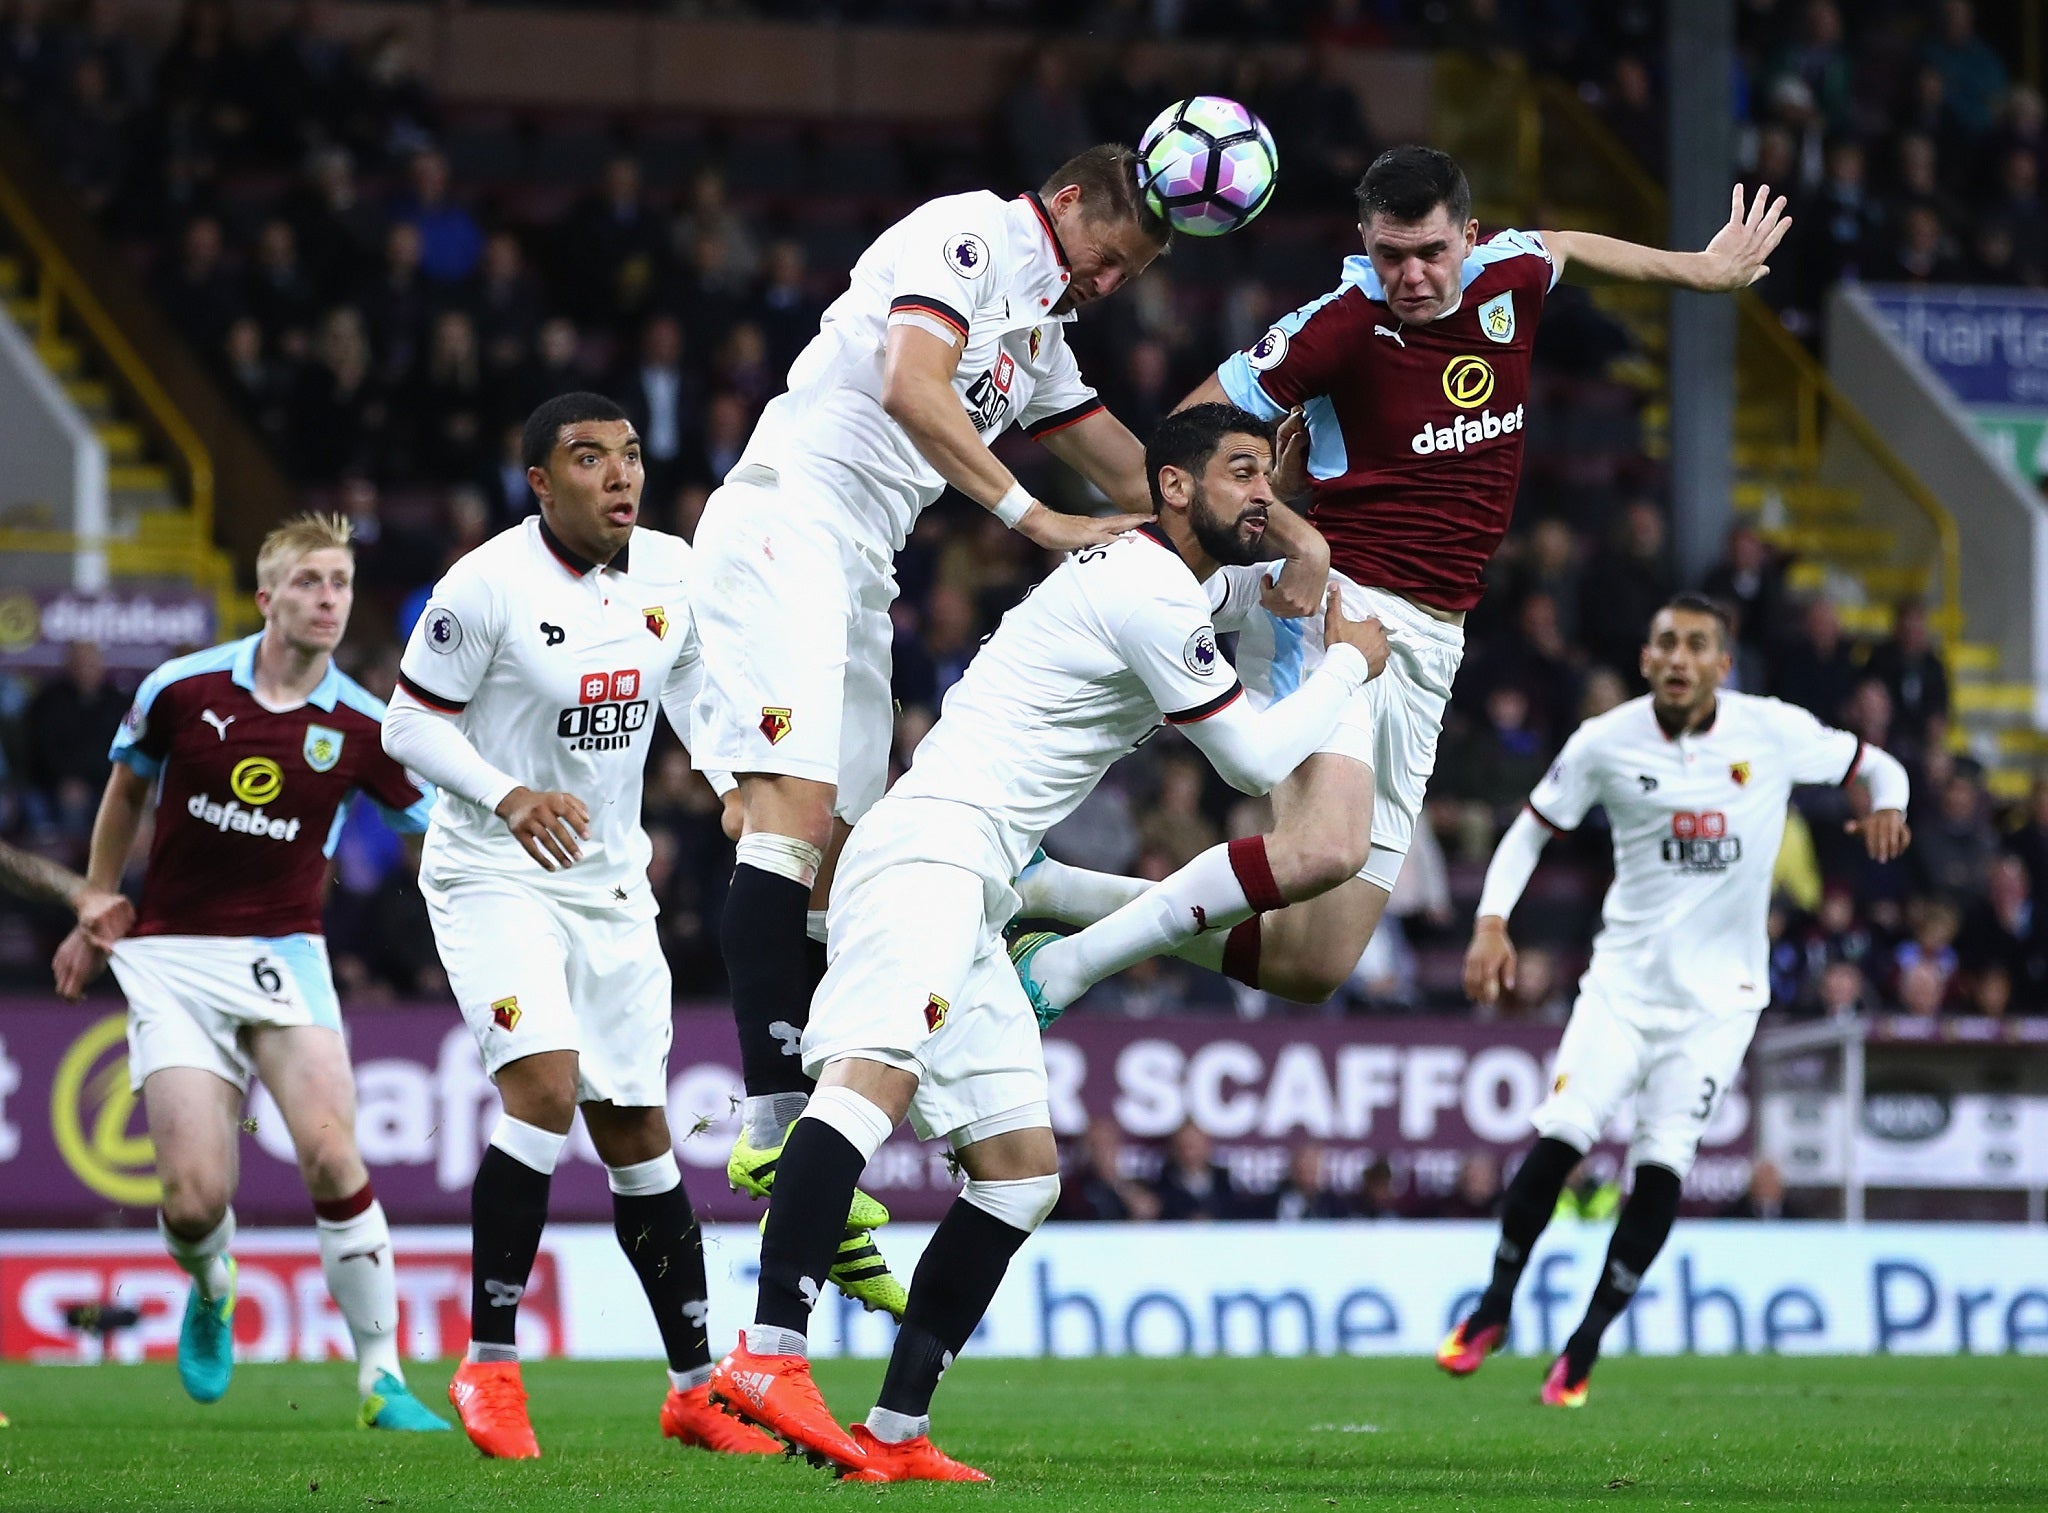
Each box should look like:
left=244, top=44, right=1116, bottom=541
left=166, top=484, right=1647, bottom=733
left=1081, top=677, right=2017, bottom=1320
left=0, top=0, right=2041, bottom=1030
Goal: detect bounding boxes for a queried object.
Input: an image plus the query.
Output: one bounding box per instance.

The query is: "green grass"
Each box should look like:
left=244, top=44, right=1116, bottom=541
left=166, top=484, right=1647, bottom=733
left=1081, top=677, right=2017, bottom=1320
left=0, top=1355, right=2042, bottom=1511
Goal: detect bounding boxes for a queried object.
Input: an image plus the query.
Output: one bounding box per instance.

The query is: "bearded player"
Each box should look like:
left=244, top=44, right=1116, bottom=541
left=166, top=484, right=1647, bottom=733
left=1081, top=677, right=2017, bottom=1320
left=1013, top=146, right=1791, bottom=1017
left=52, top=514, right=449, bottom=1432
left=1440, top=595, right=1908, bottom=1404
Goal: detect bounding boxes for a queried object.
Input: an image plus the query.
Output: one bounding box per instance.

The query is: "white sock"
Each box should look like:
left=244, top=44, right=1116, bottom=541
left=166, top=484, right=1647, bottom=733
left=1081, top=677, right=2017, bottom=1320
left=806, top=908, right=829, bottom=944
left=1016, top=855, right=1149, bottom=925
left=316, top=1193, right=404, bottom=1396
left=1031, top=842, right=1258, bottom=1010
left=467, top=1340, right=518, bottom=1364
left=743, top=1322, right=808, bottom=1358
left=743, top=1091, right=811, bottom=1149
left=865, top=1406, right=930, bottom=1444
left=160, top=1209, right=234, bottom=1300
left=669, top=1364, right=713, bottom=1392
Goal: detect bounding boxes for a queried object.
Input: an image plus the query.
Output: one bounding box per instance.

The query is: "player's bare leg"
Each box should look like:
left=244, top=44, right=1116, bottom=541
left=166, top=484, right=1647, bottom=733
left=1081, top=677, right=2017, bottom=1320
left=1016, top=751, right=1382, bottom=1013
left=726, top=774, right=905, bottom=1316
left=144, top=1067, right=242, bottom=1404
left=248, top=1025, right=446, bottom=1431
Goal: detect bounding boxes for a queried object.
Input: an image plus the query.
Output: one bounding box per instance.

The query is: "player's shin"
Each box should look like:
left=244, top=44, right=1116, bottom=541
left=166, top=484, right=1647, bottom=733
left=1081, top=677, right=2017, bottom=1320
left=868, top=1176, right=1051, bottom=1442
left=725, top=834, right=824, bottom=1146
left=468, top=1116, right=565, bottom=1361
left=313, top=1185, right=403, bottom=1394
left=1472, top=1136, right=1583, bottom=1330
left=1562, top=1163, right=1682, bottom=1383
left=160, top=1208, right=235, bottom=1299
left=749, top=1085, right=894, bottom=1353
left=1027, top=839, right=1281, bottom=1010
left=608, top=1153, right=715, bottom=1386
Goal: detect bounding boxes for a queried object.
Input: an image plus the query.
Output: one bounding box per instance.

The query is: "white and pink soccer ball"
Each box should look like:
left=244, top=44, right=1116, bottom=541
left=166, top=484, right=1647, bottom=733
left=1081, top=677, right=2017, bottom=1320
left=1137, top=96, right=1279, bottom=237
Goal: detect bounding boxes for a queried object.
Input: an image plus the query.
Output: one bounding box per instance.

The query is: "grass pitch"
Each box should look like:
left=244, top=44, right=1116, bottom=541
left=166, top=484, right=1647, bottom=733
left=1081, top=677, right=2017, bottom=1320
left=0, top=1354, right=2040, bottom=1512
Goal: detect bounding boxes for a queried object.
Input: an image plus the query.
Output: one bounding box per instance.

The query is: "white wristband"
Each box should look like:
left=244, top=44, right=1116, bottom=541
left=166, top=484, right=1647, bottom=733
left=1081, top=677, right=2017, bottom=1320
left=991, top=483, right=1034, bottom=528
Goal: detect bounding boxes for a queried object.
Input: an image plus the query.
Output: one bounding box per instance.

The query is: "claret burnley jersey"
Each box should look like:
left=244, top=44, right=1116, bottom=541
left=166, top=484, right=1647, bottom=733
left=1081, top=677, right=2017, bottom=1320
left=1217, top=229, right=1557, bottom=611
left=1526, top=691, right=1868, bottom=1016
left=110, top=634, right=433, bottom=938
left=397, top=516, right=703, bottom=913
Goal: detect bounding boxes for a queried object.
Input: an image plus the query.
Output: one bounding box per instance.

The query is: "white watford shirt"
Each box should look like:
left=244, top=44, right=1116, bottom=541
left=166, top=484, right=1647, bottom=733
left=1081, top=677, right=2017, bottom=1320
left=734, top=190, right=1104, bottom=556
left=397, top=517, right=703, bottom=913
left=1528, top=691, right=1868, bottom=1016
left=890, top=525, right=1265, bottom=879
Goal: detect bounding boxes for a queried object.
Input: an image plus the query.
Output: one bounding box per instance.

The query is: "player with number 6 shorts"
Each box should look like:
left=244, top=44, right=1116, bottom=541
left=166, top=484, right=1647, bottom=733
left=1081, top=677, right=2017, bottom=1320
left=1436, top=595, right=1910, bottom=1406
left=56, top=513, right=450, bottom=1433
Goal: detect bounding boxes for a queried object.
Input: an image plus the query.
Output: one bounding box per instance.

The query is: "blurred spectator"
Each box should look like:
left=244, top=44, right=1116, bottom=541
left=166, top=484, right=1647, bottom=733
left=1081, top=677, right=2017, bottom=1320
left=472, top=229, right=546, bottom=376
left=243, top=216, right=318, bottom=357
left=1354, top=1158, right=1398, bottom=1219
left=1552, top=1158, right=1619, bottom=1221
left=1601, top=53, right=1665, bottom=172
left=671, top=166, right=759, bottom=288
left=1896, top=955, right=1949, bottom=1015
left=1579, top=499, right=1674, bottom=678
left=407, top=308, right=489, bottom=483
left=1152, top=1119, right=1240, bottom=1221
left=1420, top=1151, right=1503, bottom=1220
left=155, top=214, right=242, bottom=359
left=569, top=155, right=666, bottom=327
left=1720, top=1158, right=1806, bottom=1219
left=221, top=315, right=291, bottom=452
left=1701, top=523, right=1786, bottom=674
left=1893, top=896, right=1961, bottom=999
left=392, top=147, right=481, bottom=285
left=1914, top=767, right=2000, bottom=907
left=753, top=239, right=822, bottom=380
left=1863, top=600, right=1948, bottom=753
left=2005, top=777, right=2048, bottom=897
left=24, top=640, right=126, bottom=834
left=1773, top=597, right=1858, bottom=722
left=1266, top=1143, right=1351, bottom=1220
left=1815, top=958, right=1872, bottom=1018
left=1436, top=685, right=1549, bottom=852
left=1804, top=135, right=1884, bottom=291
left=289, top=305, right=387, bottom=482
left=356, top=219, right=432, bottom=384
left=614, top=313, right=698, bottom=510
left=1923, top=0, right=2006, bottom=137
left=1956, top=855, right=2048, bottom=1010
left=1002, top=47, right=1092, bottom=185
left=1136, top=756, right=1221, bottom=872
left=1885, top=201, right=1966, bottom=283
left=1056, top=1116, right=1161, bottom=1222
left=289, top=145, right=385, bottom=296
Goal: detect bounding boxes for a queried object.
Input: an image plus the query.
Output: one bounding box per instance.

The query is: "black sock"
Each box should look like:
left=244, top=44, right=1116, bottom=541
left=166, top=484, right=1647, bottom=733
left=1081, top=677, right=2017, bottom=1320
left=470, top=1145, right=552, bottom=1348
left=805, top=930, right=829, bottom=997
left=723, top=863, right=816, bottom=1098
left=1469, top=1136, right=1582, bottom=1331
left=755, top=1118, right=867, bottom=1334
left=876, top=1198, right=1031, bottom=1419
left=1563, top=1163, right=1683, bottom=1381
left=613, top=1179, right=712, bottom=1373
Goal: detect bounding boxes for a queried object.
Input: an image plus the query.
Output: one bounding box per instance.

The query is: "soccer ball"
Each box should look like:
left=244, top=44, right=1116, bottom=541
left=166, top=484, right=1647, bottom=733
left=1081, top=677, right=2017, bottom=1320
left=1137, top=96, right=1279, bottom=237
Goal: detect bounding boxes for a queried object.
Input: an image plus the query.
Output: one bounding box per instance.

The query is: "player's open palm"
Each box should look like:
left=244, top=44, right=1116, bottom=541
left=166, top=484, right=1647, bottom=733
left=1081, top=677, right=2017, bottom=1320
left=496, top=786, right=591, bottom=871
left=1699, top=184, right=1791, bottom=290
left=1016, top=502, right=1151, bottom=554
left=1464, top=924, right=1517, bottom=1008
left=1847, top=808, right=1911, bottom=863
left=1322, top=593, right=1389, bottom=680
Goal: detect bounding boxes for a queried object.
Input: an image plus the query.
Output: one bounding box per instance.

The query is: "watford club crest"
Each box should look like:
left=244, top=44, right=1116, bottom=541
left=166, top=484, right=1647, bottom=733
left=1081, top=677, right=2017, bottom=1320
left=491, top=996, right=522, bottom=1032
left=759, top=706, right=793, bottom=745
left=643, top=604, right=668, bottom=640
left=924, top=993, right=950, bottom=1032
left=1730, top=761, right=1752, bottom=787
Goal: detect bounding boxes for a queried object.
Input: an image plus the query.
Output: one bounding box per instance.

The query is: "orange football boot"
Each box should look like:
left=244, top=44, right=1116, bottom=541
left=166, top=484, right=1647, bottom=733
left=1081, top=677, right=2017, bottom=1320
left=707, top=1343, right=868, bottom=1472
left=447, top=1359, right=540, bottom=1459
left=838, top=1424, right=991, bottom=1483
left=1540, top=1355, right=1590, bottom=1408
left=660, top=1382, right=781, bottom=1455
left=1436, top=1317, right=1506, bottom=1376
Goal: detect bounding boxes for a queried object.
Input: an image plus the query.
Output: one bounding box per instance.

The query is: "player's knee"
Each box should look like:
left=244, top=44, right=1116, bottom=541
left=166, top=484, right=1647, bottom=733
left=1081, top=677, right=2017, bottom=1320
left=1270, top=826, right=1370, bottom=896
left=963, top=1172, right=1061, bottom=1234
left=295, top=1128, right=364, bottom=1198
left=159, top=1171, right=231, bottom=1235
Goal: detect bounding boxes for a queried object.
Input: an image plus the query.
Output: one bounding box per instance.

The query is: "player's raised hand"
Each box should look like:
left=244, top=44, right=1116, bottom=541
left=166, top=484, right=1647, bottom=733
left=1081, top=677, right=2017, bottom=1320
left=1271, top=407, right=1310, bottom=501
left=1464, top=917, right=1518, bottom=1007
left=495, top=786, right=592, bottom=871
left=74, top=885, right=134, bottom=950
left=1847, top=808, right=1911, bottom=863
left=1322, top=591, right=1389, bottom=680
left=52, top=925, right=108, bottom=1003
left=1696, top=184, right=1792, bottom=290
left=1015, top=502, right=1151, bottom=554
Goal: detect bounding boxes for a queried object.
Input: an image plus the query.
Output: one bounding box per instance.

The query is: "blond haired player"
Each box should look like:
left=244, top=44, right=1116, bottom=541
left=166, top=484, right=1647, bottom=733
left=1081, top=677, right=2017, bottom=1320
left=54, top=514, right=448, bottom=1431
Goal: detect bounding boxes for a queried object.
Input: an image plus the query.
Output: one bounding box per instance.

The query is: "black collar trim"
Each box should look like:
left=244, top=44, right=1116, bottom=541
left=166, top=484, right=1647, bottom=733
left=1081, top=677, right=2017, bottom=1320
left=1022, top=192, right=1072, bottom=271
left=539, top=515, right=629, bottom=576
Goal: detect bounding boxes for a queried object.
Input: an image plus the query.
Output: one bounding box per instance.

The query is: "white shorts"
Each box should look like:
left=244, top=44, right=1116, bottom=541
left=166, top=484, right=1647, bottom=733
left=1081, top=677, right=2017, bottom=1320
left=422, top=875, right=673, bottom=1107
left=805, top=801, right=1050, bottom=1149
left=1531, top=984, right=1761, bottom=1178
left=690, top=467, right=898, bottom=825
left=1233, top=572, right=1464, bottom=891
left=111, top=933, right=342, bottom=1093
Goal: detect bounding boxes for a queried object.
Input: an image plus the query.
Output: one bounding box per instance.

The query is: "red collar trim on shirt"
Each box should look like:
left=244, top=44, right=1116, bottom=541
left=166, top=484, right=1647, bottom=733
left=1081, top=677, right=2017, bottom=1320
left=1022, top=192, right=1072, bottom=271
